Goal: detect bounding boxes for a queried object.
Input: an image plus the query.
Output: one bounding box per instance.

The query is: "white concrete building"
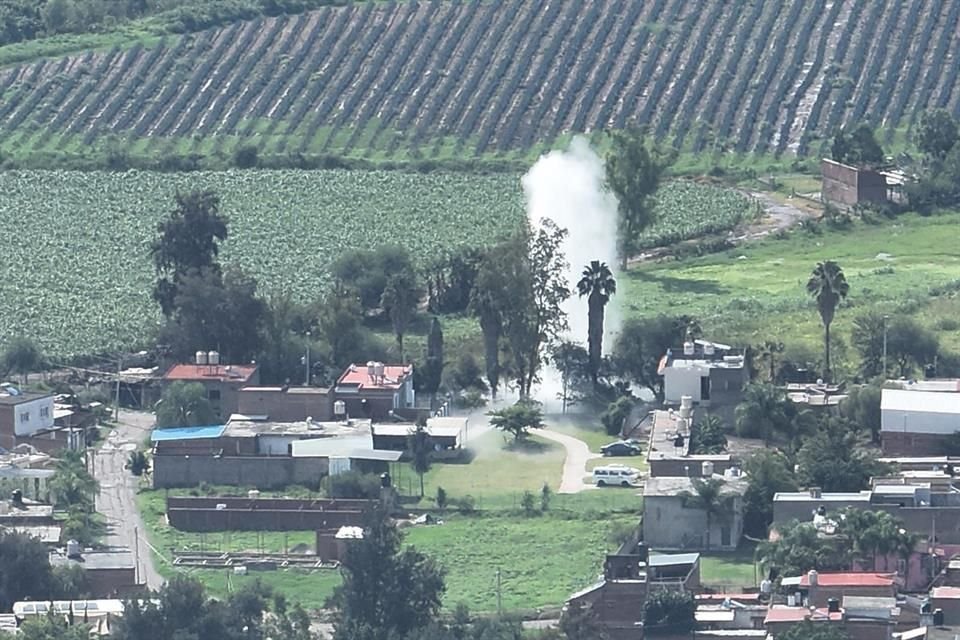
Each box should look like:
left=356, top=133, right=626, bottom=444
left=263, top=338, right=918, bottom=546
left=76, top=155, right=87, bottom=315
left=881, top=388, right=960, bottom=455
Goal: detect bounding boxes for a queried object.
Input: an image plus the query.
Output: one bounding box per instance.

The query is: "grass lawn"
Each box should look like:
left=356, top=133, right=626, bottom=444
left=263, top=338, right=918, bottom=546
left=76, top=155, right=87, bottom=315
left=697, top=548, right=759, bottom=589
left=545, top=413, right=614, bottom=452
left=405, top=513, right=637, bottom=612
left=409, top=430, right=565, bottom=510
left=622, top=211, right=960, bottom=374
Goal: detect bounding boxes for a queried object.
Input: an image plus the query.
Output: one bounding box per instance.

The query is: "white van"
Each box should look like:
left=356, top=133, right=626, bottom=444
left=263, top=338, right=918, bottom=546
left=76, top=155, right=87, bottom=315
left=593, top=465, right=641, bottom=487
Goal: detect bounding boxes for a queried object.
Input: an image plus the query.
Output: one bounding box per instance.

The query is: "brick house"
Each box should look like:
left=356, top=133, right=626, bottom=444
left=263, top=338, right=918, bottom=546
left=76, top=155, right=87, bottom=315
left=333, top=363, right=414, bottom=421
left=237, top=385, right=333, bottom=422
left=161, top=363, right=259, bottom=420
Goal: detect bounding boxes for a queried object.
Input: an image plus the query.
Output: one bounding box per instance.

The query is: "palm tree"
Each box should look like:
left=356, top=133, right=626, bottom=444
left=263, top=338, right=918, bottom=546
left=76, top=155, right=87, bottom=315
left=682, top=478, right=728, bottom=551
left=577, top=261, right=616, bottom=382
left=50, top=450, right=100, bottom=510
left=806, top=261, right=849, bottom=381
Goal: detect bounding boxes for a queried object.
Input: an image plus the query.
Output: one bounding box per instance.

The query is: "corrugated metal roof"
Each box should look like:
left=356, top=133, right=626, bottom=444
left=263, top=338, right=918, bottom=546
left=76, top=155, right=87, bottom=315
left=648, top=552, right=700, bottom=567
left=882, top=388, right=960, bottom=414
left=150, top=425, right=226, bottom=442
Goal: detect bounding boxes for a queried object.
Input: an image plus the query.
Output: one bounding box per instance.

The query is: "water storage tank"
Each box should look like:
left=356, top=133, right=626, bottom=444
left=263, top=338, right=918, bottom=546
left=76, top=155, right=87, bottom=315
left=704, top=343, right=715, bottom=356
left=808, top=570, right=819, bottom=586
left=247, top=489, right=260, bottom=500
left=683, top=341, right=695, bottom=356
left=334, top=400, right=346, bottom=417
left=66, top=539, right=82, bottom=559
left=366, top=361, right=377, bottom=378
left=827, top=598, right=840, bottom=613
left=680, top=395, right=694, bottom=410
left=208, top=350, right=220, bottom=366
left=702, top=461, right=715, bottom=477
left=195, top=350, right=208, bottom=365
left=373, top=362, right=385, bottom=380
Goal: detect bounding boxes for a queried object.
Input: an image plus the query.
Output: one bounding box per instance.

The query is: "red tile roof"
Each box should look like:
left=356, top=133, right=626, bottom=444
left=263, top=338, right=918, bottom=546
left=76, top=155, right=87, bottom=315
left=799, top=572, right=896, bottom=587
left=337, top=364, right=412, bottom=390
left=163, top=364, right=258, bottom=383
left=764, top=607, right=843, bottom=624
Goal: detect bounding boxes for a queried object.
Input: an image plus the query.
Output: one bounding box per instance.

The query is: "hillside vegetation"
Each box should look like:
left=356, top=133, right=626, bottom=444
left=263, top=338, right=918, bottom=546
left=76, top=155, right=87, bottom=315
left=0, top=0, right=956, bottom=168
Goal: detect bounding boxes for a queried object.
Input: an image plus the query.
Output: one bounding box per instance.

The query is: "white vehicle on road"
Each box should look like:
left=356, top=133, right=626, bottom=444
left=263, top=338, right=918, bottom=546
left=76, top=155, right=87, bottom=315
left=593, top=464, right=641, bottom=487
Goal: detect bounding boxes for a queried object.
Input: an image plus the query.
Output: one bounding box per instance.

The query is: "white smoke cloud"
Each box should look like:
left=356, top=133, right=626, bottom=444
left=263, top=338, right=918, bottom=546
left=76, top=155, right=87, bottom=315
left=521, top=136, right=621, bottom=409
left=522, top=135, right=622, bottom=348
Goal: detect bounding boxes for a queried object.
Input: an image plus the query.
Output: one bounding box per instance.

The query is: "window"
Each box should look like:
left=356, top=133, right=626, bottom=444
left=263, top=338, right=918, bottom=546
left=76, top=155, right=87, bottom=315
left=19, top=411, right=29, bottom=423
left=39, top=406, right=49, bottom=418
left=208, top=389, right=221, bottom=401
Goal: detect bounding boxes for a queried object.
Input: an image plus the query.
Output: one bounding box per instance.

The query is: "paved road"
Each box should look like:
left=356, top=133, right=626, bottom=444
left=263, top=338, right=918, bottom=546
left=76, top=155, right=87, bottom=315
left=536, top=429, right=601, bottom=494
left=94, top=410, right=164, bottom=590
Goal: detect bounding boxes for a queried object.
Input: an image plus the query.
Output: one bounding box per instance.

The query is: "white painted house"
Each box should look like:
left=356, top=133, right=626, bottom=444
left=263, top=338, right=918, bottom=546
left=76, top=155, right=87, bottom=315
left=0, top=386, right=55, bottom=449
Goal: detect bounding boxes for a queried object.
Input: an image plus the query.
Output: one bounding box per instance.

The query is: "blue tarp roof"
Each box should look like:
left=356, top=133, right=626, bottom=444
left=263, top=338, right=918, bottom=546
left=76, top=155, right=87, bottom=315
left=151, top=425, right=226, bottom=442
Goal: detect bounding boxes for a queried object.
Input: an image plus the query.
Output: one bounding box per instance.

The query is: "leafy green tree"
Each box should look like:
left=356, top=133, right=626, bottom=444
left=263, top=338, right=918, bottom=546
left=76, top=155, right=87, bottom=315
left=420, top=317, right=445, bottom=408
left=689, top=413, right=727, bottom=454
left=50, top=449, right=98, bottom=510
left=331, top=508, right=445, bottom=640
left=852, top=313, right=939, bottom=379
left=915, top=109, right=958, bottom=161
left=126, top=450, right=150, bottom=476
left=0, top=531, right=55, bottom=610
left=151, top=190, right=228, bottom=317
left=755, top=340, right=785, bottom=383
left=836, top=508, right=918, bottom=571
left=381, top=270, right=419, bottom=363
left=159, top=266, right=267, bottom=364
left=318, top=285, right=377, bottom=371
left=424, top=246, right=484, bottom=314
left=435, top=487, right=447, bottom=511
left=488, top=401, right=545, bottom=442
left=577, top=260, right=616, bottom=382
left=604, top=130, right=673, bottom=269
left=0, top=336, right=42, bottom=385
left=12, top=616, right=91, bottom=640
left=61, top=505, right=105, bottom=546
left=779, top=621, right=850, bottom=640
left=600, top=395, right=634, bottom=436
left=642, top=589, right=695, bottom=635
left=734, top=383, right=806, bottom=444
left=332, top=245, right=416, bottom=314
left=444, top=353, right=487, bottom=393
left=407, top=423, right=433, bottom=498
left=830, top=124, right=884, bottom=167
left=551, top=341, right=591, bottom=412
left=807, top=261, right=849, bottom=381
left=756, top=519, right=850, bottom=576
left=840, top=384, right=882, bottom=443
left=470, top=257, right=504, bottom=398
left=611, top=315, right=697, bottom=401
left=796, top=426, right=892, bottom=492
left=742, top=450, right=798, bottom=538
left=680, top=478, right=730, bottom=551
left=155, top=381, right=216, bottom=428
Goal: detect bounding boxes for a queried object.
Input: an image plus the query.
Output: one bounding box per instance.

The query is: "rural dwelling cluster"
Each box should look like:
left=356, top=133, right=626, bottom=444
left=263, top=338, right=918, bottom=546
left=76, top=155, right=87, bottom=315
left=0, top=384, right=98, bottom=453
left=150, top=359, right=465, bottom=489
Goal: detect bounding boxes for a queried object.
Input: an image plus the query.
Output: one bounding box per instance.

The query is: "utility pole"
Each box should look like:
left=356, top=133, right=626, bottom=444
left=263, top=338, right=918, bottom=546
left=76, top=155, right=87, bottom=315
left=302, top=331, right=311, bottom=386
left=882, top=315, right=890, bottom=378
left=114, top=354, right=122, bottom=422
left=496, top=569, right=502, bottom=618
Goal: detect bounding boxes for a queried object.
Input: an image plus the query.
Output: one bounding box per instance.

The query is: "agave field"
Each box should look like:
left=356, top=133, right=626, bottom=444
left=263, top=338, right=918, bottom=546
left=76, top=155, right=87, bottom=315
left=0, top=0, right=954, bottom=162
left=0, top=170, right=753, bottom=356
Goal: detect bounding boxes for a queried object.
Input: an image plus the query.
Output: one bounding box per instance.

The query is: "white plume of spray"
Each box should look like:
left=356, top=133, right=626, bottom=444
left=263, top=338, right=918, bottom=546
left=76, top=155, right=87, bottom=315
left=521, top=136, right=621, bottom=411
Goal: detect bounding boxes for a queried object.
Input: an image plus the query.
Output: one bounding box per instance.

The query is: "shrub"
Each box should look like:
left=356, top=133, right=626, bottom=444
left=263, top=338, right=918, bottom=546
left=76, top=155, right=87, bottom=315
left=436, top=486, right=447, bottom=510
left=520, top=491, right=537, bottom=517
left=233, top=144, right=259, bottom=169
left=328, top=470, right=381, bottom=499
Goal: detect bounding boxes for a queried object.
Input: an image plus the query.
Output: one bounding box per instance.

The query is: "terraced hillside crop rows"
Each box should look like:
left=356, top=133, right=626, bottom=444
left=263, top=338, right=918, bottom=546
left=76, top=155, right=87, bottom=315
left=0, top=0, right=955, bottom=161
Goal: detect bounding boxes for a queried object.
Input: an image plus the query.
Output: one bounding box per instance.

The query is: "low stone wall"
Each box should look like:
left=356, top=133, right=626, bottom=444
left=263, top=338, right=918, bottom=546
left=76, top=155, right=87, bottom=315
left=152, top=455, right=328, bottom=489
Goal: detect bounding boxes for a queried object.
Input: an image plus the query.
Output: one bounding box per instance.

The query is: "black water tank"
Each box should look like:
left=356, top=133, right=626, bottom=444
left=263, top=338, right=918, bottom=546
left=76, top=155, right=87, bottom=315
left=636, top=543, right=649, bottom=563
left=921, top=601, right=932, bottom=615
left=827, top=598, right=840, bottom=613
left=380, top=472, right=391, bottom=488
left=11, top=490, right=22, bottom=507
left=934, top=608, right=945, bottom=626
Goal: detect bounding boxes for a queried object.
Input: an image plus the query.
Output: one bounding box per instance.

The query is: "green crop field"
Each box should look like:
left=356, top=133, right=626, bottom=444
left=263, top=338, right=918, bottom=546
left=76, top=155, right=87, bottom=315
left=623, top=211, right=960, bottom=375
left=0, top=170, right=753, bottom=356
left=0, top=1, right=951, bottom=166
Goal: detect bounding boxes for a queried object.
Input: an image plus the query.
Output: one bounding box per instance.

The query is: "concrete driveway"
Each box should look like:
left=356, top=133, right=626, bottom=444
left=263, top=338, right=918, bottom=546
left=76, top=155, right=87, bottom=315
left=536, top=429, right=602, bottom=494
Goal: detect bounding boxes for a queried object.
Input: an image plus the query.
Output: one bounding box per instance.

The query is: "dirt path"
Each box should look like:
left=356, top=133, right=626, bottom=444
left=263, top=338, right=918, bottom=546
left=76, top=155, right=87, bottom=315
left=94, top=410, right=164, bottom=591
left=628, top=189, right=819, bottom=266
left=536, top=429, right=601, bottom=494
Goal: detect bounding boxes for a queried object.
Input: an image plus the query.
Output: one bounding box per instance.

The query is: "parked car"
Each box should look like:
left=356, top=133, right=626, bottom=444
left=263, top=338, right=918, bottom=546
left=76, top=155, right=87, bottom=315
left=601, top=441, right=643, bottom=457
left=593, top=465, right=641, bottom=487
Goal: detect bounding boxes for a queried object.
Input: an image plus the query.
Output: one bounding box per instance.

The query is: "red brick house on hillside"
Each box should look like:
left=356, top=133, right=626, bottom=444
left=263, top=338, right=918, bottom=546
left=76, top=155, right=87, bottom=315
left=161, top=362, right=259, bottom=420
left=334, top=363, right=414, bottom=421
